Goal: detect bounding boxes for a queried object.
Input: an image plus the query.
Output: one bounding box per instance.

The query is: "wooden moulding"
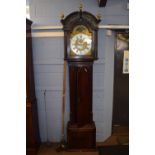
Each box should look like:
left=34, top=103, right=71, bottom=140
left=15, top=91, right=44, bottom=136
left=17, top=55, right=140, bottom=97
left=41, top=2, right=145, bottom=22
left=67, top=122, right=96, bottom=151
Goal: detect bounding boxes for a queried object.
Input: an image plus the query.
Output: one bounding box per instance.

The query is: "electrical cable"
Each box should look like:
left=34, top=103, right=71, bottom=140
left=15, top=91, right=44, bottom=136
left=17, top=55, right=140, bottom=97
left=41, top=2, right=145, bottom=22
left=43, top=90, right=51, bottom=146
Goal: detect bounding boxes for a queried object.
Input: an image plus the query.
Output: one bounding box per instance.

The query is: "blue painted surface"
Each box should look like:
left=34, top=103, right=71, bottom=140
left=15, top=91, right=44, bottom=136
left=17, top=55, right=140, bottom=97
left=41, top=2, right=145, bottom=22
left=29, top=0, right=128, bottom=142
left=30, top=0, right=128, bottom=26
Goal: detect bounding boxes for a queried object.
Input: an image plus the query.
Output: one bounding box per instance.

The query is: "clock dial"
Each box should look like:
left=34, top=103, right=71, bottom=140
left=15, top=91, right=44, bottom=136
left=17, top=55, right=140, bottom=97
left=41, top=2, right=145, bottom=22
left=70, top=33, right=92, bottom=55
left=70, top=25, right=92, bottom=56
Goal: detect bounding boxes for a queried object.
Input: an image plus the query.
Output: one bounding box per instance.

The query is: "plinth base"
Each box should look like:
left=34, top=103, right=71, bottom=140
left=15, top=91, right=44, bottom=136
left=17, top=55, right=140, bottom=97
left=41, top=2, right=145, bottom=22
left=67, top=122, right=96, bottom=151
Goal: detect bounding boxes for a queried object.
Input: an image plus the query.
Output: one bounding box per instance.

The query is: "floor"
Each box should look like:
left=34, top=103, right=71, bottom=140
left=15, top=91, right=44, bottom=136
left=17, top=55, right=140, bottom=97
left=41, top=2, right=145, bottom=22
left=100, top=126, right=129, bottom=146
left=38, top=126, right=129, bottom=155
left=37, top=143, right=99, bottom=155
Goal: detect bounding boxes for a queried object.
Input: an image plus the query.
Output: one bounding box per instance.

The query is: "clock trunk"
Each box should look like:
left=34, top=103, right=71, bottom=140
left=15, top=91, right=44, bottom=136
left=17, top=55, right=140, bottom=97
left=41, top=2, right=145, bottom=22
left=67, top=62, right=96, bottom=150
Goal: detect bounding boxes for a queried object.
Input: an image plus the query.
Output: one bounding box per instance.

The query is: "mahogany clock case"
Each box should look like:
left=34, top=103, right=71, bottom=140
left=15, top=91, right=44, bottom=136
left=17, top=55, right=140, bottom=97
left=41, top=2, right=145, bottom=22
left=61, top=11, right=100, bottom=151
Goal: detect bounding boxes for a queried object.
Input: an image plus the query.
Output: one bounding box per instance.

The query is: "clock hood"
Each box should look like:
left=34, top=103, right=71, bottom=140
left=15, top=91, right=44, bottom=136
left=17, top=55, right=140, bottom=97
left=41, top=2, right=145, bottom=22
left=61, top=11, right=101, bottom=31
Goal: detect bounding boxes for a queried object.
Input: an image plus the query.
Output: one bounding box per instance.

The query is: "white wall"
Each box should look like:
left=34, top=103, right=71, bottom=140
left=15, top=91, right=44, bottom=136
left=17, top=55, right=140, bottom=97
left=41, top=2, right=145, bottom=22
left=29, top=0, right=129, bottom=142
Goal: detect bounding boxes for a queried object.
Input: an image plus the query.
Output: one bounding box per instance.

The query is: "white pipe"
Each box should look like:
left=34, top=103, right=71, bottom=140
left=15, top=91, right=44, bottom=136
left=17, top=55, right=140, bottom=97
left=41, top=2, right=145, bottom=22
left=32, top=24, right=129, bottom=30
left=32, top=31, right=64, bottom=37
left=99, top=24, right=129, bottom=29
left=31, top=24, right=129, bottom=37
left=32, top=25, right=63, bottom=30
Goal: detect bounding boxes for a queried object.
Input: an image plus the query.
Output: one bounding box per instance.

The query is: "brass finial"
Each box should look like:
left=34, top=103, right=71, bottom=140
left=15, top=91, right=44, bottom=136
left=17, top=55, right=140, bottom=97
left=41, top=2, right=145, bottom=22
left=60, top=12, right=64, bottom=20
left=79, top=3, right=83, bottom=12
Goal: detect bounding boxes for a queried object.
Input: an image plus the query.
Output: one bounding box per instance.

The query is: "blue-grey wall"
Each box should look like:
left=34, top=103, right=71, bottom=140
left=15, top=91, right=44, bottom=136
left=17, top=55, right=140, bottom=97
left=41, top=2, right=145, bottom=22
left=29, top=0, right=129, bottom=142
left=29, top=0, right=128, bottom=26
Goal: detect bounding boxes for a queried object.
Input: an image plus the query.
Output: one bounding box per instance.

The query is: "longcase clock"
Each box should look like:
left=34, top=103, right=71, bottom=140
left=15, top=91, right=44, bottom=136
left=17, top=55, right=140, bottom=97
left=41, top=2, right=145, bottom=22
left=61, top=8, right=101, bottom=151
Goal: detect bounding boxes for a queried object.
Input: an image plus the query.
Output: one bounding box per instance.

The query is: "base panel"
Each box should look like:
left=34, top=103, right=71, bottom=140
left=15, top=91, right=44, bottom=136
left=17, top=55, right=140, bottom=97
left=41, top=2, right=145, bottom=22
left=67, top=122, right=96, bottom=151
